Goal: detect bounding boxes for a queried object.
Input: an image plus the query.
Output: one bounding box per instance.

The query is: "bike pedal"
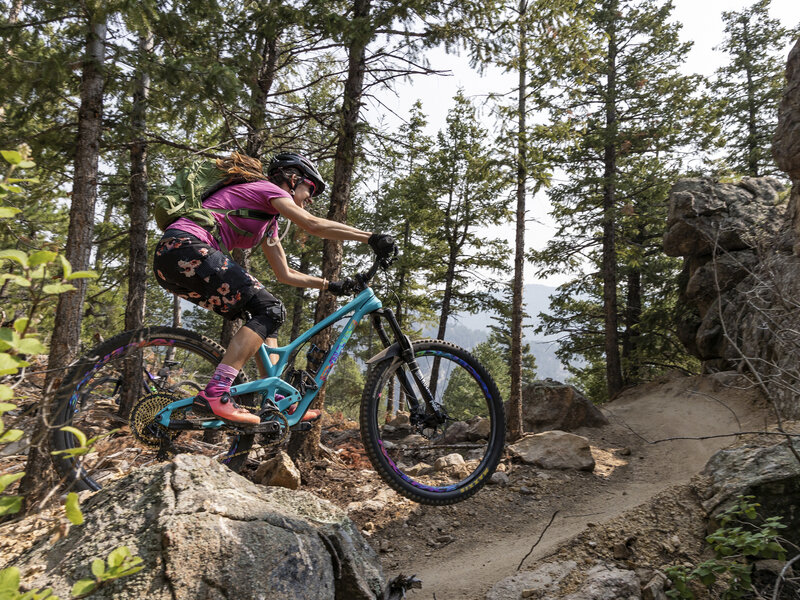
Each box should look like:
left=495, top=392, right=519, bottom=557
left=290, top=422, right=313, bottom=432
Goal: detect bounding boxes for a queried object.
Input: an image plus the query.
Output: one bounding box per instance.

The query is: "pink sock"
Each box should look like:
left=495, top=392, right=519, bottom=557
left=204, top=363, right=239, bottom=397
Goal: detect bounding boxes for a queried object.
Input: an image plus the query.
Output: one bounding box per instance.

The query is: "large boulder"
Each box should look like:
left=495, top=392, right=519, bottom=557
left=508, top=431, right=596, bottom=471
left=485, top=561, right=578, bottom=600
left=7, top=454, right=384, bottom=600
left=519, top=380, right=608, bottom=433
left=663, top=177, right=786, bottom=258
left=774, top=38, right=800, bottom=181
left=700, top=440, right=800, bottom=547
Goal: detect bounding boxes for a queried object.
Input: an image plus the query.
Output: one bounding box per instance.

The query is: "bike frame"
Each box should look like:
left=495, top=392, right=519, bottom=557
left=156, top=287, right=383, bottom=428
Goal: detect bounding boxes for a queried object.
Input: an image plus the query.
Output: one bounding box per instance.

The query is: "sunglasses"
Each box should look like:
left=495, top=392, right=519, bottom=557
left=302, top=178, right=316, bottom=197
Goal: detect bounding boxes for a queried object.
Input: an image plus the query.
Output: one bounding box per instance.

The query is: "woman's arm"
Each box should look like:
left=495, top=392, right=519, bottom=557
left=270, top=196, right=371, bottom=243
left=261, top=237, right=329, bottom=290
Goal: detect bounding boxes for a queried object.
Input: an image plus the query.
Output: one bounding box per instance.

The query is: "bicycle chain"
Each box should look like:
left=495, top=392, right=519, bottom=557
left=132, top=393, right=290, bottom=463
left=221, top=410, right=290, bottom=463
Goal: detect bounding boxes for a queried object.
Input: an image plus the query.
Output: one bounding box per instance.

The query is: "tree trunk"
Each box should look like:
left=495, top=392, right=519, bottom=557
left=602, top=0, right=623, bottom=399
left=92, top=199, right=114, bottom=272
left=119, top=31, right=153, bottom=419
left=742, top=22, right=760, bottom=177
left=289, top=248, right=310, bottom=343
left=289, top=0, right=372, bottom=461
left=428, top=249, right=458, bottom=397
left=245, top=25, right=279, bottom=158
left=20, top=19, right=107, bottom=503
left=621, top=264, right=641, bottom=385
left=507, top=0, right=528, bottom=442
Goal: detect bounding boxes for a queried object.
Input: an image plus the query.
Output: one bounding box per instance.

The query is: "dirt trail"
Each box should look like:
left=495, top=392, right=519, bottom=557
left=363, top=373, right=771, bottom=600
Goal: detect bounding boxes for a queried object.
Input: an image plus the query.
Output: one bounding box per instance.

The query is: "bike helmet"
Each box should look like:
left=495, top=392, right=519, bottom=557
left=267, top=152, right=325, bottom=197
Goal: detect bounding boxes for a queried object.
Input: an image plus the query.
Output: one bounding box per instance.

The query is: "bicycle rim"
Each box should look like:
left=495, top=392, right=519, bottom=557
left=361, top=340, right=505, bottom=505
left=51, top=327, right=254, bottom=491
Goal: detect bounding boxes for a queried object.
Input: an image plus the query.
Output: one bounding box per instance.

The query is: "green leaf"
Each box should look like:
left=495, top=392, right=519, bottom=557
left=16, top=338, right=47, bottom=355
left=0, top=273, right=31, bottom=287
left=0, top=352, right=24, bottom=375
left=0, top=206, right=20, bottom=218
left=59, top=426, right=87, bottom=447
left=0, top=402, right=16, bottom=413
left=67, top=271, right=98, bottom=280
left=0, top=249, right=28, bottom=267
left=13, top=318, right=28, bottom=335
left=1, top=150, right=22, bottom=165
left=0, top=472, right=24, bottom=493
left=65, top=492, right=84, bottom=525
left=0, top=386, right=12, bottom=401
left=0, top=428, right=23, bottom=443
left=91, top=559, right=105, bottom=578
left=17, top=160, right=35, bottom=169
left=107, top=546, right=131, bottom=568
left=43, top=283, right=76, bottom=295
left=28, top=250, right=56, bottom=267
left=59, top=255, right=72, bottom=279
left=70, top=579, right=96, bottom=597
left=0, top=566, right=20, bottom=592
left=0, top=495, right=22, bottom=516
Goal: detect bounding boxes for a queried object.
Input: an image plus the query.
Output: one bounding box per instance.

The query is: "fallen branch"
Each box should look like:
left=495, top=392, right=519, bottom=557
left=772, top=552, right=800, bottom=600
left=517, top=510, right=559, bottom=571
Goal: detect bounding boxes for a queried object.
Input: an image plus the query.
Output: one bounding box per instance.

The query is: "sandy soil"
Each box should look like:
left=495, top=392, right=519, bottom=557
left=304, top=371, right=773, bottom=600
left=1, top=370, right=776, bottom=599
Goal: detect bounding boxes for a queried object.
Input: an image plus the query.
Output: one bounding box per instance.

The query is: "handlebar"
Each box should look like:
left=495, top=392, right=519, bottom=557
left=354, top=255, right=392, bottom=292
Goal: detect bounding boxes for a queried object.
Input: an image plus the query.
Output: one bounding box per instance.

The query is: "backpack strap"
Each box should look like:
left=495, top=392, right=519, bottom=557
left=205, top=207, right=277, bottom=237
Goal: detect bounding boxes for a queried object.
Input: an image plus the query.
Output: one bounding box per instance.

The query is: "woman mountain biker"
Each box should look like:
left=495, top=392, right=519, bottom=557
left=153, top=151, right=398, bottom=425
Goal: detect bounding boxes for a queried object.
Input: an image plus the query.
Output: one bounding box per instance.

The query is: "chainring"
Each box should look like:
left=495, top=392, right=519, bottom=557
left=130, top=391, right=184, bottom=448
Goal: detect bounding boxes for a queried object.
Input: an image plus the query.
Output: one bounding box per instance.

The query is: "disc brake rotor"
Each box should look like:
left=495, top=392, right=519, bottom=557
left=130, top=392, right=184, bottom=448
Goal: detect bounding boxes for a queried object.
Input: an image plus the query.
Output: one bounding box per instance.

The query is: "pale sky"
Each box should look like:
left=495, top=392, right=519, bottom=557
left=366, top=0, right=800, bottom=287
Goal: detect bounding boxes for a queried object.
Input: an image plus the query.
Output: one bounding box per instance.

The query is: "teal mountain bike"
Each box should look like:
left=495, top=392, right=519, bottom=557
left=51, top=258, right=505, bottom=505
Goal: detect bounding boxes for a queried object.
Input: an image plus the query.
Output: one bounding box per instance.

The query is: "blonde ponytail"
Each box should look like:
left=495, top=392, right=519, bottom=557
left=215, top=152, right=267, bottom=182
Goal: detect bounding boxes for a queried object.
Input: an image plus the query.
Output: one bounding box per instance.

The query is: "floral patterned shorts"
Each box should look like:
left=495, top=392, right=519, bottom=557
left=153, top=230, right=275, bottom=325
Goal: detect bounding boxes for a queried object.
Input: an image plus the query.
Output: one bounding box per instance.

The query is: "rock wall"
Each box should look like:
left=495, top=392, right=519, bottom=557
left=664, top=38, right=800, bottom=420
left=774, top=38, right=800, bottom=245
left=8, top=455, right=385, bottom=600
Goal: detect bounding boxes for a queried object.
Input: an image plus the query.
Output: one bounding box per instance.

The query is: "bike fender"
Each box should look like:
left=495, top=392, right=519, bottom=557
left=366, top=342, right=402, bottom=365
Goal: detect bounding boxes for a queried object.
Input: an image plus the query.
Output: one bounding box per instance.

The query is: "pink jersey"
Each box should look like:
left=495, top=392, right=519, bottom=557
left=169, top=180, right=291, bottom=250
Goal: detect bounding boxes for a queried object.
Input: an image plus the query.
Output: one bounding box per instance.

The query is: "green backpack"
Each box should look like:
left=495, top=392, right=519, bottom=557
left=153, top=159, right=277, bottom=239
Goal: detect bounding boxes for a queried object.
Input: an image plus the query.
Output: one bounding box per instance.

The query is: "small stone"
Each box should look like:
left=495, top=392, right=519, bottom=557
left=433, top=453, right=466, bottom=471
left=254, top=451, right=301, bottom=490
left=619, top=447, right=632, bottom=456
left=436, top=535, right=454, bottom=544
left=490, top=472, right=509, bottom=486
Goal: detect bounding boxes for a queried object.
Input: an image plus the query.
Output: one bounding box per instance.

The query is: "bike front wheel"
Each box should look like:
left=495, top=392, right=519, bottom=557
left=360, top=339, right=505, bottom=505
left=51, top=327, right=255, bottom=491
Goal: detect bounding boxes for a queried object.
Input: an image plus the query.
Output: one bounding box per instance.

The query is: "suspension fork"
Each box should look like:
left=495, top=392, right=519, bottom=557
left=370, top=309, right=446, bottom=425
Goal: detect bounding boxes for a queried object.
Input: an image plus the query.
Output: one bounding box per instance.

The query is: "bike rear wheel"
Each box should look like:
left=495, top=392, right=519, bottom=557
left=360, top=339, right=505, bottom=505
left=51, top=327, right=255, bottom=491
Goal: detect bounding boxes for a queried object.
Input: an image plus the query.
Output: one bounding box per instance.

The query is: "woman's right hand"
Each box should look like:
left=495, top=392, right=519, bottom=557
left=368, top=233, right=398, bottom=263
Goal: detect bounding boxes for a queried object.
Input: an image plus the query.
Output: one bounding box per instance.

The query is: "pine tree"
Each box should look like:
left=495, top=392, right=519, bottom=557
left=532, top=0, right=712, bottom=400
left=714, top=0, right=799, bottom=176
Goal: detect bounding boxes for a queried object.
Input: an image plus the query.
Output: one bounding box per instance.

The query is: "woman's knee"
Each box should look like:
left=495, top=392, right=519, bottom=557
left=241, top=289, right=285, bottom=339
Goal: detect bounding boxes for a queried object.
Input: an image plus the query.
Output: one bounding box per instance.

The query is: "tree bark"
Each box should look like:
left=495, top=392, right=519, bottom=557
left=602, top=0, right=623, bottom=399
left=621, top=264, right=641, bottom=384
left=289, top=0, right=372, bottom=461
left=507, top=0, right=528, bottom=442
left=245, top=23, right=279, bottom=159
left=119, top=31, right=153, bottom=419
left=20, top=18, right=107, bottom=503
